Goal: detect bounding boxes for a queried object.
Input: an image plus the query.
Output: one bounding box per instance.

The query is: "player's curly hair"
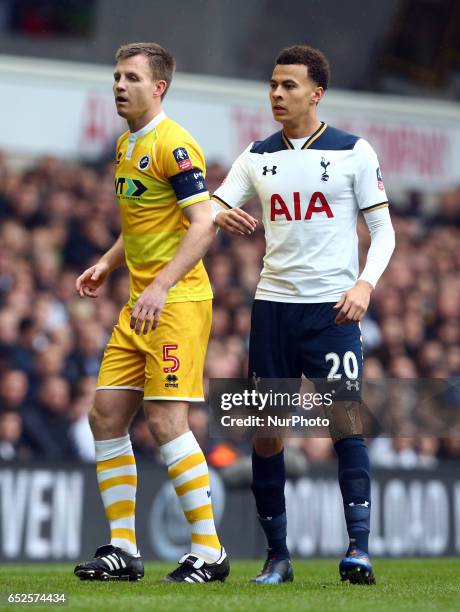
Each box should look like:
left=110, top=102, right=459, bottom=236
left=276, top=45, right=330, bottom=90
left=115, top=42, right=176, bottom=99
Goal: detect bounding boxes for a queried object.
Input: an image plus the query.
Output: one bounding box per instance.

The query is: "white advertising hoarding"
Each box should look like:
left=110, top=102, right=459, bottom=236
left=1, top=55, right=460, bottom=191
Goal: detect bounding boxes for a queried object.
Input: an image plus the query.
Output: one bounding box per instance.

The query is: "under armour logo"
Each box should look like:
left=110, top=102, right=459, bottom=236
left=320, top=157, right=330, bottom=182
left=262, top=166, right=277, bottom=175
left=345, top=380, right=360, bottom=391
left=166, top=374, right=178, bottom=383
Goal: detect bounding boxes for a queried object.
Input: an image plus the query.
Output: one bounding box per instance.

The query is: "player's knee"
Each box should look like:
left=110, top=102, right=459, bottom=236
left=327, top=400, right=363, bottom=442
left=144, top=409, right=162, bottom=435
left=144, top=401, right=189, bottom=444
left=253, top=437, right=284, bottom=457
left=144, top=409, right=183, bottom=444
left=88, top=402, right=123, bottom=438
left=88, top=404, right=106, bottom=436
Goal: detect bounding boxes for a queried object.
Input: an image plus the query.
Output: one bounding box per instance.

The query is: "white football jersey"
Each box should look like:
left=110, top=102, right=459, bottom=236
left=213, top=122, right=388, bottom=302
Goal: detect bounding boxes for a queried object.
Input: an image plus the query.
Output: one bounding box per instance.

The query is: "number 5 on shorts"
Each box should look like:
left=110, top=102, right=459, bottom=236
left=163, top=344, right=180, bottom=373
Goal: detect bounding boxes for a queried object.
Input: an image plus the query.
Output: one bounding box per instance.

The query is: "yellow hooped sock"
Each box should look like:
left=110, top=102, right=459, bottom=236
left=160, top=431, right=222, bottom=562
left=95, top=435, right=138, bottom=556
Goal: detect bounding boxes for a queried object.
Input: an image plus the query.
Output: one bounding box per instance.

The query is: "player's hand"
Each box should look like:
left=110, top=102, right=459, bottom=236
left=130, top=281, right=168, bottom=335
left=215, top=209, right=258, bottom=236
left=76, top=261, right=110, bottom=298
left=334, top=280, right=373, bottom=325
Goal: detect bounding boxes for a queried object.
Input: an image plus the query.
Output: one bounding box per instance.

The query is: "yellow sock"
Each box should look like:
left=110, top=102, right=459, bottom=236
left=160, top=431, right=222, bottom=562
left=95, top=435, right=138, bottom=555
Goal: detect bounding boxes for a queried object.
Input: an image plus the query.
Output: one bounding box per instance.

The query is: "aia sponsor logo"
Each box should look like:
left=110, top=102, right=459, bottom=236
left=270, top=192, right=334, bottom=221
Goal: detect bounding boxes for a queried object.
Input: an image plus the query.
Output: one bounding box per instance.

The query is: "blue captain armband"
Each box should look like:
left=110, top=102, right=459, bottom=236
left=169, top=168, right=209, bottom=205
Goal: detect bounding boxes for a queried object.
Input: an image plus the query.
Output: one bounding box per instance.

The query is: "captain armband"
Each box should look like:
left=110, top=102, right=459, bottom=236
left=169, top=168, right=209, bottom=205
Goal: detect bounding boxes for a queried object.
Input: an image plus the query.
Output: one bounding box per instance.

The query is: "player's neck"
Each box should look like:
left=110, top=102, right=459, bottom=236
left=282, top=116, right=321, bottom=140
left=128, top=106, right=164, bottom=133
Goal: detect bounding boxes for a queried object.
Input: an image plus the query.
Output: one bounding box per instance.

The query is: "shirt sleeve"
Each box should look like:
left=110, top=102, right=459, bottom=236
left=359, top=206, right=395, bottom=288
left=158, top=134, right=209, bottom=209
left=212, top=144, right=256, bottom=210
left=353, top=139, right=389, bottom=213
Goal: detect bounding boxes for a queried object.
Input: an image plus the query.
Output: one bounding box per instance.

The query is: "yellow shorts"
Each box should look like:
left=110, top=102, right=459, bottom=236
left=97, top=300, right=212, bottom=401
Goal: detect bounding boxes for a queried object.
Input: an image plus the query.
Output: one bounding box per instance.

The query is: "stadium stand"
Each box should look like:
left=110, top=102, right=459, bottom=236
left=0, top=155, right=459, bottom=467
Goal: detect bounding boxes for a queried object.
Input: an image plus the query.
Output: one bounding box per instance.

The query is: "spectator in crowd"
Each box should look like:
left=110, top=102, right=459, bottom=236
left=0, top=369, right=30, bottom=411
left=22, top=375, right=78, bottom=460
left=0, top=410, right=31, bottom=461
left=0, top=152, right=458, bottom=465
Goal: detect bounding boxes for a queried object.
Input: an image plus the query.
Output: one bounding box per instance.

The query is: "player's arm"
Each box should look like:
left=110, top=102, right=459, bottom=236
left=211, top=145, right=258, bottom=236
left=129, top=201, right=215, bottom=334
left=335, top=139, right=395, bottom=325
left=334, top=207, right=395, bottom=324
left=76, top=233, right=125, bottom=298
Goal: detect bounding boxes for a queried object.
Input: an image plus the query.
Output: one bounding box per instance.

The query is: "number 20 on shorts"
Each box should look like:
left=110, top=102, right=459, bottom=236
left=163, top=344, right=180, bottom=373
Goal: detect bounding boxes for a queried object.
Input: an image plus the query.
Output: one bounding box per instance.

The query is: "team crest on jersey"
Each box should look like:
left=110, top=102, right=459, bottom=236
left=138, top=155, right=150, bottom=170
left=320, top=157, right=330, bottom=182
left=173, top=147, right=193, bottom=171
left=376, top=167, right=385, bottom=191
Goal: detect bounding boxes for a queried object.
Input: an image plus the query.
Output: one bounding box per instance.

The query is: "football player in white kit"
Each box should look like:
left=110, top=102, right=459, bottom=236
left=212, top=45, right=395, bottom=585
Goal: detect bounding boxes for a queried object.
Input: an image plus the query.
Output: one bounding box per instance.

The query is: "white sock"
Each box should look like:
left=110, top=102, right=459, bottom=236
left=159, top=431, right=222, bottom=563
left=95, top=435, right=138, bottom=556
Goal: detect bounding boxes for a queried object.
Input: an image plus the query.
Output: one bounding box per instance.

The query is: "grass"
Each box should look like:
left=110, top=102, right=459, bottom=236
left=0, top=559, right=459, bottom=611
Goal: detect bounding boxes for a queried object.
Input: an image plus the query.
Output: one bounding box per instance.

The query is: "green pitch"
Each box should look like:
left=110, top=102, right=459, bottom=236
left=1, top=559, right=458, bottom=611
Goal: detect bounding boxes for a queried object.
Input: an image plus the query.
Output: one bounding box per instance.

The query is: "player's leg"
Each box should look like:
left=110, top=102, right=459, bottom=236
left=143, top=300, right=228, bottom=583
left=248, top=300, right=301, bottom=584
left=301, top=304, right=374, bottom=584
left=144, top=400, right=228, bottom=582
left=74, top=306, right=145, bottom=581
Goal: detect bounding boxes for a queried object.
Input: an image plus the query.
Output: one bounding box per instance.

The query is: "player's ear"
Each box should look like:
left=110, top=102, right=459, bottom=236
left=311, top=86, right=324, bottom=105
left=153, top=80, right=167, bottom=99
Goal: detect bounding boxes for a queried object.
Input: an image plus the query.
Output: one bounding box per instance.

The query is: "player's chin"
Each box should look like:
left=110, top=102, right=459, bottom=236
left=115, top=105, right=130, bottom=118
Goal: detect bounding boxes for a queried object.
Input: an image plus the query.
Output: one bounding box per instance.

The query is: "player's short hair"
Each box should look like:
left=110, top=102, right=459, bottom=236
left=115, top=42, right=176, bottom=99
left=276, top=45, right=330, bottom=90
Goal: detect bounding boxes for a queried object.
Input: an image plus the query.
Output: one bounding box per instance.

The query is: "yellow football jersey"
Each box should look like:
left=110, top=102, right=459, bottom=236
left=115, top=112, right=213, bottom=307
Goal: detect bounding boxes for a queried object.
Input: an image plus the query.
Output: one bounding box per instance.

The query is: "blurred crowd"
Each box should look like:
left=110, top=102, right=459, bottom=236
left=0, top=153, right=459, bottom=469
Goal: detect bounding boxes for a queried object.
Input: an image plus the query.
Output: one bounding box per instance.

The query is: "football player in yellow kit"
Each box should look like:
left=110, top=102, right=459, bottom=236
left=74, top=43, right=229, bottom=584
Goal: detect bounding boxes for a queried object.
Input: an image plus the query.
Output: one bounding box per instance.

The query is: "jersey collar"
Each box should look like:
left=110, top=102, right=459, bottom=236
left=128, top=111, right=167, bottom=141
left=282, top=121, right=328, bottom=150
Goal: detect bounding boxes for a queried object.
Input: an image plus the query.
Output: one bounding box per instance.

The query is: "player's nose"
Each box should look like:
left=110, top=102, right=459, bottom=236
left=115, top=78, right=127, bottom=91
